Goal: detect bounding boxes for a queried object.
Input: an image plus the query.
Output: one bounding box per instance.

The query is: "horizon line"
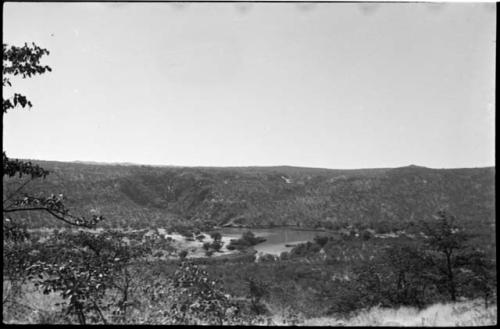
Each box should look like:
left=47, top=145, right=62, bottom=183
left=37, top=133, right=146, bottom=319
left=11, top=156, right=496, bottom=171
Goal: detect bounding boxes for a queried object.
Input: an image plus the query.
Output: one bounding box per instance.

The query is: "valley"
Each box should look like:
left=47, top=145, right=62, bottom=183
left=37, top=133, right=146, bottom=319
left=4, top=160, right=495, bottom=237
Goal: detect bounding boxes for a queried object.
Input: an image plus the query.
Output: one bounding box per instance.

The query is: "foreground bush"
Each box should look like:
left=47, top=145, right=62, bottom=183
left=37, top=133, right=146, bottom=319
left=303, top=299, right=497, bottom=326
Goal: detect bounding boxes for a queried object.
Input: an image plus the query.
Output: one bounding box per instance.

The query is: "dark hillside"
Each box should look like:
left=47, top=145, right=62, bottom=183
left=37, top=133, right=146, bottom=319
left=3, top=160, right=495, bottom=235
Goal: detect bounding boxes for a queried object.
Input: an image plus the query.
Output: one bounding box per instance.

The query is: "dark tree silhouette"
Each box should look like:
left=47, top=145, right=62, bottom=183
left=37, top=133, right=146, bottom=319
left=246, top=277, right=269, bottom=315
left=420, top=210, right=469, bottom=302
left=3, top=43, right=106, bottom=324
left=2, top=43, right=104, bottom=228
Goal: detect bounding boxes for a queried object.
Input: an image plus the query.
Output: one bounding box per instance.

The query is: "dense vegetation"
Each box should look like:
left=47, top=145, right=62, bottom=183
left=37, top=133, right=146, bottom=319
left=3, top=42, right=496, bottom=325
left=3, top=160, right=495, bottom=235
left=226, top=230, right=266, bottom=251
left=4, top=212, right=496, bottom=324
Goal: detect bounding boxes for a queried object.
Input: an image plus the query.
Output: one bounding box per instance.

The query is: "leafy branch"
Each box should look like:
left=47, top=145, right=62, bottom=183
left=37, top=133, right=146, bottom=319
left=4, top=194, right=104, bottom=228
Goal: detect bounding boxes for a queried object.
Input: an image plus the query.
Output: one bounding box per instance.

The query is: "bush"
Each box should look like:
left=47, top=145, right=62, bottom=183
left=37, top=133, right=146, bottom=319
left=361, top=229, right=372, bottom=241
left=210, top=232, right=222, bottom=242
left=279, top=252, right=290, bottom=261
left=290, top=241, right=320, bottom=258
left=211, top=240, right=224, bottom=252
left=169, top=261, right=239, bottom=324
left=313, top=235, right=329, bottom=248
left=226, top=231, right=266, bottom=251
left=259, top=254, right=278, bottom=263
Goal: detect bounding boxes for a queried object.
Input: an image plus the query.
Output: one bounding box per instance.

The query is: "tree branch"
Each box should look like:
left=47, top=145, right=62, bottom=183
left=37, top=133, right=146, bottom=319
left=3, top=177, right=34, bottom=208
left=3, top=206, right=96, bottom=228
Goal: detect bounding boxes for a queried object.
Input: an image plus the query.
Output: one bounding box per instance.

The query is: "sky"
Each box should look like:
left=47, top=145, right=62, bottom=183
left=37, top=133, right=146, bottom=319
left=2, top=2, right=496, bottom=169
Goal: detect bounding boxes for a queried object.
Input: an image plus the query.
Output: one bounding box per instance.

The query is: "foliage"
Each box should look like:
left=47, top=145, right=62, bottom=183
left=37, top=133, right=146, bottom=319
left=348, top=241, right=431, bottom=310
left=1, top=56, right=495, bottom=325
left=4, top=159, right=494, bottom=232
left=169, top=261, right=238, bottom=324
left=24, top=230, right=150, bottom=324
left=342, top=211, right=497, bottom=312
left=201, top=233, right=225, bottom=255
left=227, top=230, right=266, bottom=250
left=461, top=249, right=497, bottom=308
left=290, top=241, right=321, bottom=258
left=313, top=234, right=329, bottom=247
left=304, top=300, right=497, bottom=326
left=246, top=277, right=269, bottom=315
left=420, top=211, right=474, bottom=302
left=3, top=153, right=49, bottom=179
left=3, top=43, right=104, bottom=228
left=4, top=223, right=496, bottom=324
left=3, top=43, right=113, bottom=325
left=211, top=239, right=224, bottom=252
left=210, top=231, right=222, bottom=241
left=3, top=42, right=52, bottom=112
left=4, top=193, right=104, bottom=228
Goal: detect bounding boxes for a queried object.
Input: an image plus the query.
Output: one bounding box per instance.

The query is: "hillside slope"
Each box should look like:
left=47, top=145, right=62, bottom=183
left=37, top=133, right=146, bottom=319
left=3, top=160, right=495, bottom=233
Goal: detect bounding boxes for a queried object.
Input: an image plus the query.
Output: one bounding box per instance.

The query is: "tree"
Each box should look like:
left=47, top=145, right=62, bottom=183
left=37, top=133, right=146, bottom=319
left=246, top=277, right=269, bottom=315
left=179, top=250, right=188, bottom=260
left=361, top=229, right=372, bottom=241
left=348, top=210, right=497, bottom=310
left=170, top=261, right=238, bottom=324
left=227, top=231, right=265, bottom=250
left=420, top=210, right=469, bottom=302
left=313, top=235, right=329, bottom=248
left=461, top=248, right=496, bottom=308
left=3, top=43, right=106, bottom=324
left=24, top=230, right=152, bottom=324
left=242, top=230, right=256, bottom=243
left=211, top=239, right=224, bottom=252
left=2, top=43, right=104, bottom=228
left=3, top=43, right=51, bottom=111
left=379, top=242, right=430, bottom=307
left=210, top=232, right=222, bottom=242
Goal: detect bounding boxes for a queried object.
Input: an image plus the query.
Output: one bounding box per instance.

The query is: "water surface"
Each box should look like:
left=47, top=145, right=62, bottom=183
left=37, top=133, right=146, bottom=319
left=220, top=227, right=322, bottom=256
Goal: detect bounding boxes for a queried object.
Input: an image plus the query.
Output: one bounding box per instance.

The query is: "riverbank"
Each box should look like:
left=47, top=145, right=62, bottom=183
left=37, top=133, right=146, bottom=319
left=219, top=224, right=335, bottom=233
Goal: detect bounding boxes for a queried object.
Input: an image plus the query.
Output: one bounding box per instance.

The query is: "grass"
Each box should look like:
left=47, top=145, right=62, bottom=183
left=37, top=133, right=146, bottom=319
left=4, top=279, right=496, bottom=326
left=3, top=281, right=68, bottom=324
left=302, top=299, right=497, bottom=326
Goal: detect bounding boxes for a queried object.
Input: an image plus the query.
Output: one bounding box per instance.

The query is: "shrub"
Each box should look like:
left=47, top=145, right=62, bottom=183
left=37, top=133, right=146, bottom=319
left=170, top=261, right=239, bottom=325
left=210, top=232, right=222, bottom=242
left=259, top=254, right=278, bottom=263
left=226, top=231, right=265, bottom=251
left=313, top=235, right=329, bottom=248
left=361, top=229, right=372, bottom=241
left=211, top=240, right=224, bottom=252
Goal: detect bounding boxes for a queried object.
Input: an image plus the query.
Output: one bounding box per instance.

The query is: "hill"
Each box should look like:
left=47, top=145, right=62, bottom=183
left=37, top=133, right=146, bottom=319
left=3, top=160, right=495, bottom=234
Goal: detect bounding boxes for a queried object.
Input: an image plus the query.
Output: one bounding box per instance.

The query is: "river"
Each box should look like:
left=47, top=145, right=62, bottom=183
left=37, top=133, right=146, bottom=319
left=220, top=227, right=323, bottom=256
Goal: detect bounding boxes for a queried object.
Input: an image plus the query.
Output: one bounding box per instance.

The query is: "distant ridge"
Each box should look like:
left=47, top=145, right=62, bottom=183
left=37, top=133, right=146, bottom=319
left=18, top=158, right=494, bottom=171
left=3, top=159, right=494, bottom=232
left=72, top=160, right=181, bottom=167
left=405, top=164, right=428, bottom=169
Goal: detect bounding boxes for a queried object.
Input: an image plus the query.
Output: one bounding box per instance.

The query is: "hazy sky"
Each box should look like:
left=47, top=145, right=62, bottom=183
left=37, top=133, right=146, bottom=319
left=3, top=2, right=496, bottom=169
